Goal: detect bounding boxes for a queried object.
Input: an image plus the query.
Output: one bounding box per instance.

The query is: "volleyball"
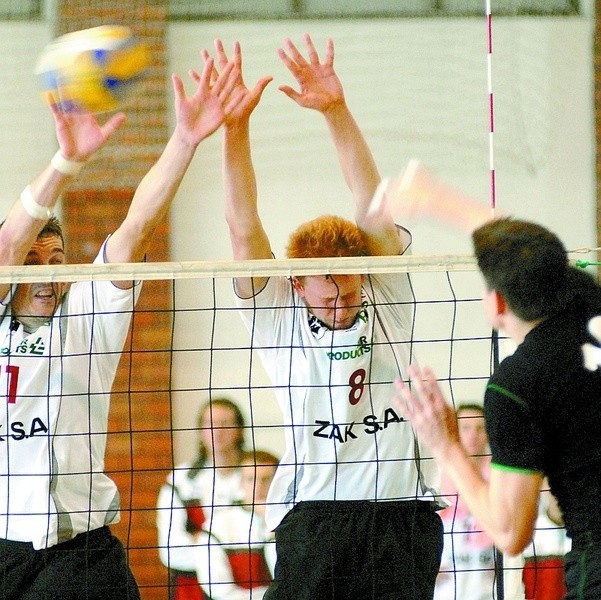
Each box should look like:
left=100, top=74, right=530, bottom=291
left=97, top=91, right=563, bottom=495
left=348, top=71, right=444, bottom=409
left=35, top=25, right=150, bottom=114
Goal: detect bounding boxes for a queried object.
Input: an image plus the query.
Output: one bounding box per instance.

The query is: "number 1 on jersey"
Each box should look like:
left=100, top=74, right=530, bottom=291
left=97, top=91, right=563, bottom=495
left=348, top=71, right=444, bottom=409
left=3, top=365, right=19, bottom=404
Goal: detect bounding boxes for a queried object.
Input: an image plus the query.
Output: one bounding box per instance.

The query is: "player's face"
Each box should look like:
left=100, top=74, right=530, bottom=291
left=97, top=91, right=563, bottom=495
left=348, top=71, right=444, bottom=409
left=240, top=462, right=276, bottom=506
left=293, top=274, right=364, bottom=330
left=12, top=234, right=66, bottom=323
left=199, top=404, right=242, bottom=457
left=457, top=409, right=488, bottom=457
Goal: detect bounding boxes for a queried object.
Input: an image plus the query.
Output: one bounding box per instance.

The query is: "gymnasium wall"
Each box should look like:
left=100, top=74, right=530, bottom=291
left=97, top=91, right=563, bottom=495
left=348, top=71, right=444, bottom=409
left=0, top=14, right=595, bottom=598
left=165, top=16, right=596, bottom=461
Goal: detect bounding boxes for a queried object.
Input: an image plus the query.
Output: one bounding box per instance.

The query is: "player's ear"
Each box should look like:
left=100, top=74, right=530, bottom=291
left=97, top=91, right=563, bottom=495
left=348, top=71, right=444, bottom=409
left=493, top=290, right=508, bottom=315
left=291, top=276, right=304, bottom=297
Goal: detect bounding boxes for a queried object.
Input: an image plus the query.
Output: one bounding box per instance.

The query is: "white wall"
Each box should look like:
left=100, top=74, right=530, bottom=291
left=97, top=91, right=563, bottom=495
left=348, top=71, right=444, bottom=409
left=166, top=16, right=596, bottom=462
left=0, top=16, right=595, bottom=464
left=0, top=23, right=55, bottom=207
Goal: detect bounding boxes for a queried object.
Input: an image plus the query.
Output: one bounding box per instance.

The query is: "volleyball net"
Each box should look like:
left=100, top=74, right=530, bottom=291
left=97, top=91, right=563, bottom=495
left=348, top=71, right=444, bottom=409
left=1, top=253, right=581, bottom=597
left=0, top=2, right=592, bottom=597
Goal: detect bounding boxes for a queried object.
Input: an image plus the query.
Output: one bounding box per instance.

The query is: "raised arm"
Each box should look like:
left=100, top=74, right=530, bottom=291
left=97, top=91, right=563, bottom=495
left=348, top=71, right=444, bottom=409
left=208, top=40, right=272, bottom=298
left=0, top=104, right=124, bottom=301
left=395, top=365, right=542, bottom=555
left=278, top=34, right=401, bottom=256
left=383, top=159, right=496, bottom=234
left=105, top=56, right=243, bottom=286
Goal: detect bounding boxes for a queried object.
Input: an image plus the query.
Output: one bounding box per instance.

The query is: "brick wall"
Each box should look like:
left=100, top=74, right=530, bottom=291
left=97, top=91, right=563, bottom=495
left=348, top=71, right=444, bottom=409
left=57, top=2, right=172, bottom=598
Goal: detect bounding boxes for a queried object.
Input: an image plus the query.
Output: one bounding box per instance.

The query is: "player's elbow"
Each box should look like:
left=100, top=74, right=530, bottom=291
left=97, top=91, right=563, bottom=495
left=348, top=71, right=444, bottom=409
left=494, top=525, right=534, bottom=556
left=497, top=537, right=528, bottom=557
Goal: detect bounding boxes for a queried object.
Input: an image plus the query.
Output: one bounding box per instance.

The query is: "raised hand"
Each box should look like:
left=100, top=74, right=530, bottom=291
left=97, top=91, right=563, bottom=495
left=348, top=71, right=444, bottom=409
left=278, top=34, right=344, bottom=113
left=49, top=100, right=126, bottom=162
left=383, top=160, right=433, bottom=222
left=172, top=56, right=244, bottom=147
left=394, top=365, right=461, bottom=458
left=384, top=160, right=496, bottom=234
left=201, top=39, right=272, bottom=126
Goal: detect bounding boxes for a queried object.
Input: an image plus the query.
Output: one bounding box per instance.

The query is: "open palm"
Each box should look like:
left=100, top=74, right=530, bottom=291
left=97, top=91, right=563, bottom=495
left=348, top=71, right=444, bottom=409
left=50, top=104, right=125, bottom=161
left=278, top=35, right=344, bottom=112
left=202, top=39, right=272, bottom=126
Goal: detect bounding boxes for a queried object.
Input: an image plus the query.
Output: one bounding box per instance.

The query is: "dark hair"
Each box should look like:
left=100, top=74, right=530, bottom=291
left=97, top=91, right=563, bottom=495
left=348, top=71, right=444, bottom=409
left=187, top=397, right=246, bottom=480
left=286, top=215, right=368, bottom=259
left=39, top=216, right=65, bottom=247
left=472, top=218, right=569, bottom=321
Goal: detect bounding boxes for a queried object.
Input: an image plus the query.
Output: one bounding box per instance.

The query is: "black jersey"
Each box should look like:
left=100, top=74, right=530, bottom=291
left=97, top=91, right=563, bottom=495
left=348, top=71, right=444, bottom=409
left=484, top=276, right=601, bottom=543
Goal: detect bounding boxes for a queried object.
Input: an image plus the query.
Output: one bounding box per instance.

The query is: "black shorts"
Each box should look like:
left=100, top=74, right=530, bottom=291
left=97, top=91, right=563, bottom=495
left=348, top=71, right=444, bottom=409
left=565, top=531, right=601, bottom=599
left=264, top=499, right=443, bottom=600
left=0, top=526, right=140, bottom=600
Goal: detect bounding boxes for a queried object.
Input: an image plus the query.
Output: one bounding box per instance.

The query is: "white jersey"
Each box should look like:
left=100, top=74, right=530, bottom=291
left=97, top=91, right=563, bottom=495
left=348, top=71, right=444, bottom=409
left=157, top=462, right=243, bottom=572
left=434, top=513, right=496, bottom=600
left=195, top=504, right=275, bottom=600
left=236, top=269, right=440, bottom=531
left=0, top=243, right=140, bottom=549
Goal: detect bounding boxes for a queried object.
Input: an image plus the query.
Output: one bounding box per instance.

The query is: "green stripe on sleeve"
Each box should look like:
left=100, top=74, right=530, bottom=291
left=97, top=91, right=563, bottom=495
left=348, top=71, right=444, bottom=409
left=486, top=383, right=528, bottom=409
left=490, top=462, right=542, bottom=475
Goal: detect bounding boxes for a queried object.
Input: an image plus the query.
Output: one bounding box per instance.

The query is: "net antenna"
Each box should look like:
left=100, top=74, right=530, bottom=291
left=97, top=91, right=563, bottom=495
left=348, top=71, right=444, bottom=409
left=486, top=2, right=505, bottom=598
left=486, top=0, right=497, bottom=217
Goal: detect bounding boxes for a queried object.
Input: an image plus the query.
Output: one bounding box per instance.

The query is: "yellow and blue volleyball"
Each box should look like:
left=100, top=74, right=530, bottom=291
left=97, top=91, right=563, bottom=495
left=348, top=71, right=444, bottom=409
left=35, top=25, right=150, bottom=113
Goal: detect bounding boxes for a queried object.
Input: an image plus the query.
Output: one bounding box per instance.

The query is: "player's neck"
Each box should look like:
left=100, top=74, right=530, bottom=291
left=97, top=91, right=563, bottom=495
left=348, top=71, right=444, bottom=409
left=502, top=312, right=547, bottom=346
left=16, top=315, right=49, bottom=335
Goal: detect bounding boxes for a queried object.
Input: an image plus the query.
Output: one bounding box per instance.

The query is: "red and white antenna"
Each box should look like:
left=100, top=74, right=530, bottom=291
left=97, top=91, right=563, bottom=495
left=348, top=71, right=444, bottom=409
left=486, top=0, right=496, bottom=216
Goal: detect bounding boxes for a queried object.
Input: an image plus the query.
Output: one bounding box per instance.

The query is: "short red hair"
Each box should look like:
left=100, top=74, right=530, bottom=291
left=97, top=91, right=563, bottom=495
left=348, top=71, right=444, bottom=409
left=286, top=215, right=368, bottom=259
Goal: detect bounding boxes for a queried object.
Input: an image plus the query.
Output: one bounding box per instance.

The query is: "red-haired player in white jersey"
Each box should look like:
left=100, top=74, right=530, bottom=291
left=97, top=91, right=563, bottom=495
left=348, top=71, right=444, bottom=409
left=211, top=35, right=444, bottom=599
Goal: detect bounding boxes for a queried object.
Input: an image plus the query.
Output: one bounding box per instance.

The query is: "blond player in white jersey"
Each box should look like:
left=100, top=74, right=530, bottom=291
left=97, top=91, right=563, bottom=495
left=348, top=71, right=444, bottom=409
left=212, top=35, right=444, bottom=599
left=0, top=55, right=244, bottom=599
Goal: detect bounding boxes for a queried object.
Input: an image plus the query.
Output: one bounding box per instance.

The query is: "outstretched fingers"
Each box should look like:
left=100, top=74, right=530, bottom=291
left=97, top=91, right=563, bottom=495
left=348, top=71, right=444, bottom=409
left=278, top=37, right=308, bottom=77
left=394, top=365, right=461, bottom=457
left=303, top=33, right=320, bottom=65
left=207, top=59, right=236, bottom=97
left=198, top=48, right=218, bottom=85
left=323, top=36, right=334, bottom=67
left=215, top=63, right=246, bottom=115
left=395, top=365, right=443, bottom=419
left=285, top=36, right=310, bottom=66
left=214, top=39, right=241, bottom=71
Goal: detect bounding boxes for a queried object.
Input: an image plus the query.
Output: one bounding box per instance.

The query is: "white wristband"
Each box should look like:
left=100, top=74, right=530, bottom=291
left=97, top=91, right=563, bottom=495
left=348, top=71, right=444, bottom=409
left=20, top=185, right=54, bottom=220
left=51, top=150, right=86, bottom=176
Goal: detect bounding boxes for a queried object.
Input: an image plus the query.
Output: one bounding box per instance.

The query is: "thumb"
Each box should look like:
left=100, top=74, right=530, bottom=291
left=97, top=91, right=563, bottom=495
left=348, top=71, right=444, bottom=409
left=100, top=112, right=126, bottom=141
left=278, top=85, right=301, bottom=104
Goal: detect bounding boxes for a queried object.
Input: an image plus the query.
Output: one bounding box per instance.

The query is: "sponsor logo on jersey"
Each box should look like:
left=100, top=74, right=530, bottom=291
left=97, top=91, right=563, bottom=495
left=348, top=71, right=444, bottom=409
left=326, top=335, right=371, bottom=362
left=1, top=336, right=46, bottom=356
left=0, top=417, right=49, bottom=441
left=312, top=406, right=404, bottom=443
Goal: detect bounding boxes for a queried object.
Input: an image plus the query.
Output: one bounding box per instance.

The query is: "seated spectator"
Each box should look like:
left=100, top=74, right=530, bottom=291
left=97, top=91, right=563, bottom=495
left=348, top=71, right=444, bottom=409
left=195, top=450, right=279, bottom=599
left=435, top=403, right=496, bottom=600
left=157, top=398, right=246, bottom=600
